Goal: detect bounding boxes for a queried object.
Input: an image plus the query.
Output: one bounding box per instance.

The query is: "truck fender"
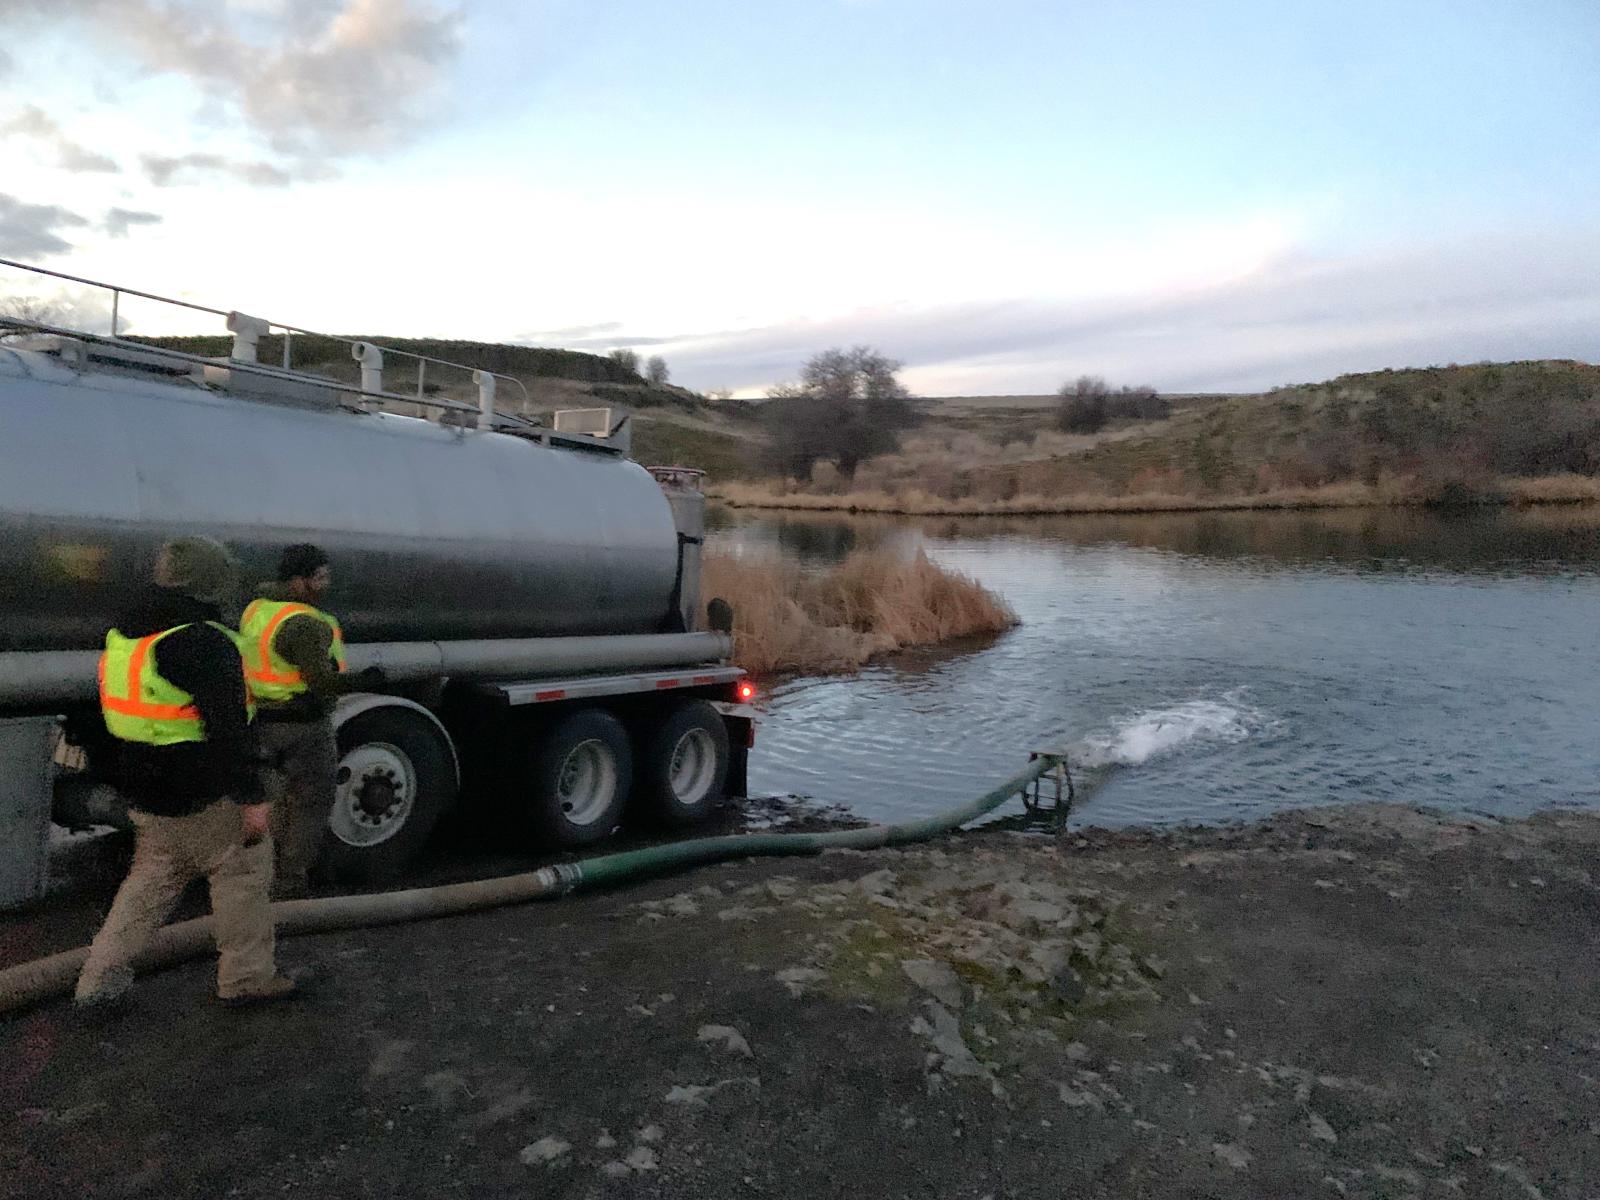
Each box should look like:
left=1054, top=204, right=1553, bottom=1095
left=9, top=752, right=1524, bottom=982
left=333, top=694, right=461, bottom=792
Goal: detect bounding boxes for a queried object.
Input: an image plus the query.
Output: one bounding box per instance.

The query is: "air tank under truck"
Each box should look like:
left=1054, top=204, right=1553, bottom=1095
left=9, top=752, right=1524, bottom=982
left=0, top=260, right=754, bottom=908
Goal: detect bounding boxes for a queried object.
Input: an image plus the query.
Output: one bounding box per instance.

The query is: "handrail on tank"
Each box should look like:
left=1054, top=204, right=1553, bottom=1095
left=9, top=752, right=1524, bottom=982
left=0, top=257, right=532, bottom=414
left=0, top=315, right=515, bottom=424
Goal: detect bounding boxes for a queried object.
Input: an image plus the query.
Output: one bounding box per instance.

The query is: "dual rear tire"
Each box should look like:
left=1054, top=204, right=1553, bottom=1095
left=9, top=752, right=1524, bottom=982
left=517, top=700, right=731, bottom=848
left=320, top=698, right=734, bottom=881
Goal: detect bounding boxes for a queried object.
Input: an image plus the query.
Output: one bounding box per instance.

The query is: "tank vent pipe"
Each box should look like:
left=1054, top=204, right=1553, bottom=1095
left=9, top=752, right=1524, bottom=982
left=352, top=341, right=384, bottom=398
left=474, top=370, right=496, bottom=430
left=226, top=312, right=271, bottom=363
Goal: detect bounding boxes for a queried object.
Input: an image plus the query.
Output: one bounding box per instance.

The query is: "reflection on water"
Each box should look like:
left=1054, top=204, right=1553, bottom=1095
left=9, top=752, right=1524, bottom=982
left=713, top=505, right=1600, bottom=827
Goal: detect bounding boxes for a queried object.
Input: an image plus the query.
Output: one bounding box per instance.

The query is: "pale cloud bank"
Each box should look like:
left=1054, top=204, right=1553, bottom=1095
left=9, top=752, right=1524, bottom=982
left=624, top=230, right=1600, bottom=396
left=10, top=0, right=461, bottom=177
left=0, top=0, right=462, bottom=259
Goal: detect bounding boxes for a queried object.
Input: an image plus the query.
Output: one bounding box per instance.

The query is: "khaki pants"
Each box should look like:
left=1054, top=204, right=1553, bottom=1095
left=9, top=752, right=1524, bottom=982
left=76, top=800, right=277, bottom=1001
left=259, top=717, right=337, bottom=893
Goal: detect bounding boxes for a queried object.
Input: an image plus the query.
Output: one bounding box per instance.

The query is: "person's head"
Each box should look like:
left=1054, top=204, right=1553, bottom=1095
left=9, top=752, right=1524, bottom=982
left=153, top=536, right=238, bottom=606
left=278, top=543, right=331, bottom=602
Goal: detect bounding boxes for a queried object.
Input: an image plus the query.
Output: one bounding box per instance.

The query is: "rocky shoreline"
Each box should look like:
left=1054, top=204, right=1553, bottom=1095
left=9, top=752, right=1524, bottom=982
left=5, top=801, right=1599, bottom=1198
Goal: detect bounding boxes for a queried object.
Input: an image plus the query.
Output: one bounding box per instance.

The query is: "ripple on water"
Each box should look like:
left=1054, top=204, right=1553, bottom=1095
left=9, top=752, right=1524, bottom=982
left=729, top=507, right=1600, bottom=827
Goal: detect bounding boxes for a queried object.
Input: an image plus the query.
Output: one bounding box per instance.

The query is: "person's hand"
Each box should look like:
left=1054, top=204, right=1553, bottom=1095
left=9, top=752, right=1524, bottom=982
left=241, top=802, right=271, bottom=845
left=353, top=665, right=387, bottom=689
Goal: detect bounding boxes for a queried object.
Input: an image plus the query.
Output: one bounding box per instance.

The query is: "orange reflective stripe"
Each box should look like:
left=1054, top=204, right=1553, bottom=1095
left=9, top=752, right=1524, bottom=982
left=101, top=695, right=200, bottom=720
left=99, top=631, right=200, bottom=721
left=246, top=602, right=315, bottom=685
left=127, top=631, right=152, bottom=702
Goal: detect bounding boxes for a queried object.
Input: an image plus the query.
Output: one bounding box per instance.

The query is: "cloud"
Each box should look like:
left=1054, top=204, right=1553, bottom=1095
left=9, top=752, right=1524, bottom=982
left=631, top=230, right=1600, bottom=395
left=103, top=207, right=163, bottom=237
left=0, top=104, right=119, bottom=173
left=16, top=0, right=462, bottom=168
left=518, top=320, right=626, bottom=342
left=140, top=152, right=302, bottom=188
left=0, top=196, right=162, bottom=258
left=0, top=193, right=91, bottom=257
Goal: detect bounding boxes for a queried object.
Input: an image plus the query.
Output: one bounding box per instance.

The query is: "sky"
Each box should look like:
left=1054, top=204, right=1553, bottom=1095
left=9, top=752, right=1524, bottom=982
left=1, top=0, right=1598, bottom=396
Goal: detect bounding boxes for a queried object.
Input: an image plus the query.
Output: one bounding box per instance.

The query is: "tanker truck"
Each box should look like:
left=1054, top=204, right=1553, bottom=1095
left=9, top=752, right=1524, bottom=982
left=0, top=260, right=755, bottom=908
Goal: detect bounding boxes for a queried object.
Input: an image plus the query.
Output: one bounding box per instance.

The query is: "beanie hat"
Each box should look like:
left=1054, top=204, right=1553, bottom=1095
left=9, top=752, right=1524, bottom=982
left=159, top=536, right=238, bottom=605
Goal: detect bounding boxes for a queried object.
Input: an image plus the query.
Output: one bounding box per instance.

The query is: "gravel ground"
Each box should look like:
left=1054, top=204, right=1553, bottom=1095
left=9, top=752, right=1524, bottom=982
left=3, top=801, right=1599, bottom=1199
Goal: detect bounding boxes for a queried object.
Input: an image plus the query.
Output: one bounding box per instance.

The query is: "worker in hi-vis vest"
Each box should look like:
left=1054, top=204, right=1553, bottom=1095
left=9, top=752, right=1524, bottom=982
left=242, top=544, right=382, bottom=898
left=76, top=536, right=300, bottom=1010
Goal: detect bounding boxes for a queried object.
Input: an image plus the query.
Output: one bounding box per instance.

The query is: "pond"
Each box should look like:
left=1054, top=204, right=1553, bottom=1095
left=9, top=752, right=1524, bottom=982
left=709, top=505, right=1600, bottom=827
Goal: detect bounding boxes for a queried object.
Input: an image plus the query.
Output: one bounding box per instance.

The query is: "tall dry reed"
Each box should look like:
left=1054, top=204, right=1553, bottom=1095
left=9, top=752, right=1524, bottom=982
left=701, top=548, right=1016, bottom=676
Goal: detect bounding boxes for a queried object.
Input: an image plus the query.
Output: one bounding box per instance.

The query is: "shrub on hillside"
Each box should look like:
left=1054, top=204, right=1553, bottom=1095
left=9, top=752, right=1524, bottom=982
left=1056, top=377, right=1168, bottom=433
left=1057, top=376, right=1110, bottom=433
left=760, top=346, right=918, bottom=480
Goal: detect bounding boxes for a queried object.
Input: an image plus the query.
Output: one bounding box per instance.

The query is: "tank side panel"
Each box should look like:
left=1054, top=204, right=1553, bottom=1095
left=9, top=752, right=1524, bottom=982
left=0, top=362, right=679, bottom=650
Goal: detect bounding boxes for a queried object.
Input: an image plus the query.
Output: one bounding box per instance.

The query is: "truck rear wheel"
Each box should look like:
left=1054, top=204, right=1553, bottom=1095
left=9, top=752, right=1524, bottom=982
left=322, top=707, right=457, bottom=884
left=638, top=700, right=730, bottom=827
left=521, top=709, right=632, bottom=848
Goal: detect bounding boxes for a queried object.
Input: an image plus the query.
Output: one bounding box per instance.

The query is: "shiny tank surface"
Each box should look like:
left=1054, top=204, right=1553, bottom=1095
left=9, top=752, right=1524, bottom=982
left=0, top=347, right=682, bottom=652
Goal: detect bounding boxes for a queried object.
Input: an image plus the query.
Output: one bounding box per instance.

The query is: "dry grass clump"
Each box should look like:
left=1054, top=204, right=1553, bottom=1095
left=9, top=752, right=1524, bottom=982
left=1504, top=474, right=1600, bottom=505
left=701, top=548, right=1016, bottom=676
left=711, top=475, right=1600, bottom=517
left=711, top=479, right=1407, bottom=516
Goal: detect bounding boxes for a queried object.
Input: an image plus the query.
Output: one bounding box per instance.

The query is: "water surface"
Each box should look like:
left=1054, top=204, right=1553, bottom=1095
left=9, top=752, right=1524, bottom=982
left=710, top=506, right=1600, bottom=827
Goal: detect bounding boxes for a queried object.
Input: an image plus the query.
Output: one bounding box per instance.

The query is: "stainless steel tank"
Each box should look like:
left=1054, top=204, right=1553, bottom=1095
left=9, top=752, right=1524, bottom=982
left=0, top=346, right=682, bottom=651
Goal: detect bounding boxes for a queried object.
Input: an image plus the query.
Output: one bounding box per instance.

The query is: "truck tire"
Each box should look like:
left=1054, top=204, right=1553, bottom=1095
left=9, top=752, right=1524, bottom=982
left=322, top=708, right=457, bottom=885
left=638, top=700, right=730, bottom=827
left=522, top=709, right=632, bottom=848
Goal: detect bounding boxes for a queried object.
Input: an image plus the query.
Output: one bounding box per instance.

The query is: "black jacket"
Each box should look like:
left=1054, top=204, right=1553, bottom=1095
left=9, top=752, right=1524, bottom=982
left=107, top=587, right=263, bottom=814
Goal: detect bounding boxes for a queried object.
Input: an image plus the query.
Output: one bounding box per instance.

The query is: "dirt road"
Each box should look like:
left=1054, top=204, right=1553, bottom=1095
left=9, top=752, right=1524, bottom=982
left=4, top=802, right=1598, bottom=1198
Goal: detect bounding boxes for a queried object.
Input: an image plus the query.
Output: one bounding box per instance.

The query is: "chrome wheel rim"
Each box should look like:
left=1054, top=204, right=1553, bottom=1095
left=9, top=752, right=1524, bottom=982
left=331, top=742, right=416, bottom=847
left=668, top=728, right=717, bottom=807
left=556, top=738, right=617, bottom=827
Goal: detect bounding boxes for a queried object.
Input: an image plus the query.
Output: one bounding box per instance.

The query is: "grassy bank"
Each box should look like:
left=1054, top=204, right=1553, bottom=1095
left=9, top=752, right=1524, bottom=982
left=711, top=473, right=1600, bottom=517
left=701, top=548, right=1016, bottom=675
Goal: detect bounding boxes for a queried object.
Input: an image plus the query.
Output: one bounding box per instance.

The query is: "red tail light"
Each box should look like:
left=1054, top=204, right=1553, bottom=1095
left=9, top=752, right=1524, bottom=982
left=737, top=681, right=755, bottom=702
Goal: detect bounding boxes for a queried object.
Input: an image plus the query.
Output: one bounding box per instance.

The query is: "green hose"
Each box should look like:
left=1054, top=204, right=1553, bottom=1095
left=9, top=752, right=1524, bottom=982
left=0, top=754, right=1087, bottom=1016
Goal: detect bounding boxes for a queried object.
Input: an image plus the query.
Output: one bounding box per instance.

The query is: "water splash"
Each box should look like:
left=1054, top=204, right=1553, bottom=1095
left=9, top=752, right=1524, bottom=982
left=1077, top=691, right=1269, bottom=768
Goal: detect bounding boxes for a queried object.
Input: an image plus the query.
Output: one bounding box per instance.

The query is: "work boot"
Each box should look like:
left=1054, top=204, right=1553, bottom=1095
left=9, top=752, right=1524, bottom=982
left=217, top=971, right=306, bottom=1008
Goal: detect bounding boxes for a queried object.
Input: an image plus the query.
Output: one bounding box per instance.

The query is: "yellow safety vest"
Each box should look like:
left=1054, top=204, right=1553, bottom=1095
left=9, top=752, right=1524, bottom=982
left=99, top=623, right=253, bottom=746
left=240, top=599, right=347, bottom=703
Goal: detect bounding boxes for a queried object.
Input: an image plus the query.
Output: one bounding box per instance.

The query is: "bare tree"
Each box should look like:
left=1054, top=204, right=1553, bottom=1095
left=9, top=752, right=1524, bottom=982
left=0, top=294, right=65, bottom=339
left=760, top=345, right=918, bottom=479
left=607, top=347, right=640, bottom=375
left=645, top=355, right=669, bottom=386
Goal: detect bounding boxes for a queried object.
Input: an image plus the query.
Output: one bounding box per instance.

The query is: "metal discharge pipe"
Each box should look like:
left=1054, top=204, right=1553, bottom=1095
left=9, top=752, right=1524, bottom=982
left=0, top=755, right=1088, bottom=1017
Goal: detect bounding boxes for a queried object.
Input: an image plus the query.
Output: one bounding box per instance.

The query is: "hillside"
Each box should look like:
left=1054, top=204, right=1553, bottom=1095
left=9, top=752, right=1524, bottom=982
left=126, top=339, right=1600, bottom=507
left=137, top=333, right=765, bottom=479
left=729, top=361, right=1600, bottom=510
left=987, top=360, right=1600, bottom=502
